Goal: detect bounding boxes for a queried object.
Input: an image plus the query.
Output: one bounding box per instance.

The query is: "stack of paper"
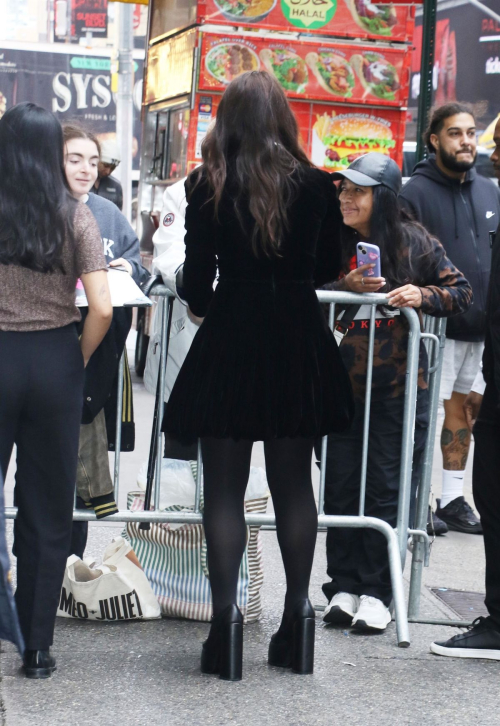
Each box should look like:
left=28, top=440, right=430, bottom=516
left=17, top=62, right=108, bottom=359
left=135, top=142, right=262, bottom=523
left=75, top=269, right=152, bottom=308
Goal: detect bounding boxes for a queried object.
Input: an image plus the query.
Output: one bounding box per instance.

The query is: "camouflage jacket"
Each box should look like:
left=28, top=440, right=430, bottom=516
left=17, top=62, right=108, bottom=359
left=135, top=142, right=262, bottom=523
left=321, top=237, right=473, bottom=402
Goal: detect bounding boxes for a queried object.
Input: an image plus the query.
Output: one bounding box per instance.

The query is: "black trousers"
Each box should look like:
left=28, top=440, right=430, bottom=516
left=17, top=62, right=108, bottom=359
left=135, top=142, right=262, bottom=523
left=319, top=391, right=429, bottom=606
left=0, top=326, right=84, bottom=650
left=472, top=384, right=500, bottom=629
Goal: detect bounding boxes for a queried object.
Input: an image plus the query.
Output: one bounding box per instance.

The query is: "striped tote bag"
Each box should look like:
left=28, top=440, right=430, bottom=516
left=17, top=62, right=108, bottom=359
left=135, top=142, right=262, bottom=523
left=123, top=472, right=268, bottom=623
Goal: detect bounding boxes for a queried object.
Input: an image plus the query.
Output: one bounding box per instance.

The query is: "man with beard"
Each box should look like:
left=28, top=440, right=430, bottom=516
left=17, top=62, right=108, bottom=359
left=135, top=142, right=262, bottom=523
left=430, top=117, right=500, bottom=659
left=400, top=103, right=500, bottom=537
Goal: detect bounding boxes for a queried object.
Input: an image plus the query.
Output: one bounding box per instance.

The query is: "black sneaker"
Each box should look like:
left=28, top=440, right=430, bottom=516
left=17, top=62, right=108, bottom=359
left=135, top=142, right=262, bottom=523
left=427, top=506, right=448, bottom=536
left=435, top=496, right=483, bottom=535
left=430, top=617, right=500, bottom=660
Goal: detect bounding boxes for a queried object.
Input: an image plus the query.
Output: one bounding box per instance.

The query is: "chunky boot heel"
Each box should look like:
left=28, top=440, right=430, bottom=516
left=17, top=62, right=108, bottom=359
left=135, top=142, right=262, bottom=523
left=201, top=604, right=243, bottom=681
left=219, top=622, right=243, bottom=681
left=268, top=599, right=315, bottom=674
left=292, top=616, right=315, bottom=674
left=201, top=641, right=219, bottom=674
left=268, top=636, right=292, bottom=668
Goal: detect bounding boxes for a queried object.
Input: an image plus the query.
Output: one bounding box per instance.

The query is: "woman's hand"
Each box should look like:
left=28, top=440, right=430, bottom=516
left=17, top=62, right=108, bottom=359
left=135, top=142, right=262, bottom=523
left=387, top=284, right=423, bottom=308
left=109, top=258, right=133, bottom=276
left=345, top=263, right=385, bottom=293
left=187, top=307, right=204, bottom=326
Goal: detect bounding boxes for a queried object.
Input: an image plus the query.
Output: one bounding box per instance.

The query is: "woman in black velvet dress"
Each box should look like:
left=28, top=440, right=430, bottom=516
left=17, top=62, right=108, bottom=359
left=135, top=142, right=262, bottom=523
left=165, top=71, right=353, bottom=680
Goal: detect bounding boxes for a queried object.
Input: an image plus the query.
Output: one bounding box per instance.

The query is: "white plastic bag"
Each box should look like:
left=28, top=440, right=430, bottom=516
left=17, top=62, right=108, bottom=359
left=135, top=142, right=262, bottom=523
left=57, top=537, right=161, bottom=621
left=136, top=458, right=270, bottom=509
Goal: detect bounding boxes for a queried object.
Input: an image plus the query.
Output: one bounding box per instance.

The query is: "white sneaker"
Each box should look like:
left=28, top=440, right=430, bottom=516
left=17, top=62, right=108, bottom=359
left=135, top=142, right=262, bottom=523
left=323, top=592, right=360, bottom=625
left=351, top=595, right=391, bottom=632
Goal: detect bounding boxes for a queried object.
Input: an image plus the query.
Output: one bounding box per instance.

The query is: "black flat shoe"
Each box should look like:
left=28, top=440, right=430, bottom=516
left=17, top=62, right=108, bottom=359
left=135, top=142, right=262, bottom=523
left=268, top=599, right=315, bottom=675
left=201, top=604, right=243, bottom=681
left=23, top=650, right=57, bottom=679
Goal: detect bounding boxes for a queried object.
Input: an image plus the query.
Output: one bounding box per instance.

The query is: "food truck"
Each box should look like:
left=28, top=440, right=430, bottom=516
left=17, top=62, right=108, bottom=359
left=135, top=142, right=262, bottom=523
left=138, top=0, right=415, bottom=210
left=134, top=0, right=418, bottom=372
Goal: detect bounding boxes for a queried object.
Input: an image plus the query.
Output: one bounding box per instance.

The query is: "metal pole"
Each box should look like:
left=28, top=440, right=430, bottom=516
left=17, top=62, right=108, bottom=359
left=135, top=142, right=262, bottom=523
left=408, top=318, right=446, bottom=618
left=358, top=305, right=376, bottom=517
left=415, top=0, right=438, bottom=163
left=116, top=2, right=134, bottom=221
left=113, top=352, right=125, bottom=499
left=396, top=308, right=420, bottom=566
left=194, top=440, right=203, bottom=514
left=154, top=297, right=170, bottom=511
left=317, top=302, right=336, bottom=516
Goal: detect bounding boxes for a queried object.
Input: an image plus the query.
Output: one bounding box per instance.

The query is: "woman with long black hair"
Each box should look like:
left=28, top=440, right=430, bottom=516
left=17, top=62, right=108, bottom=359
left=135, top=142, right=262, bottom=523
left=0, top=103, right=112, bottom=678
left=164, top=71, right=353, bottom=680
left=319, top=153, right=472, bottom=632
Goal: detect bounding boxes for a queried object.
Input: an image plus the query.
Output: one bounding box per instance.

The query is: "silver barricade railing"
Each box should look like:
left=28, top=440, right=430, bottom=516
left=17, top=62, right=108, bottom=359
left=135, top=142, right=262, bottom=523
left=5, top=285, right=437, bottom=647
left=405, top=316, right=471, bottom=627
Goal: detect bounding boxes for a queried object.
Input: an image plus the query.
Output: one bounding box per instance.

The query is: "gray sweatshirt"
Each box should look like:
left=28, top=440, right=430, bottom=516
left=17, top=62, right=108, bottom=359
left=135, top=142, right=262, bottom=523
left=85, top=193, right=148, bottom=285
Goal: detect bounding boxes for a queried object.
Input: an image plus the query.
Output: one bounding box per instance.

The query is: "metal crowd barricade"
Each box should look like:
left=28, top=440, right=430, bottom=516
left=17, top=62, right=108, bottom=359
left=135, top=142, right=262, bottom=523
left=5, top=284, right=445, bottom=646
left=406, top=316, right=472, bottom=627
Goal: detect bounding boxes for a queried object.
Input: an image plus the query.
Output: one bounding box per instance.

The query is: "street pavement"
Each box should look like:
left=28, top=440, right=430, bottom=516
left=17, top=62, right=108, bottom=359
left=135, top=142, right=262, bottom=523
left=0, top=334, right=497, bottom=726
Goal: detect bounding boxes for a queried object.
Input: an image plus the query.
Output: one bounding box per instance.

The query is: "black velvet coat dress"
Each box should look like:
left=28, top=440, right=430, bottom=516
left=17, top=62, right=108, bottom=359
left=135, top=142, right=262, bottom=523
left=164, top=165, right=354, bottom=442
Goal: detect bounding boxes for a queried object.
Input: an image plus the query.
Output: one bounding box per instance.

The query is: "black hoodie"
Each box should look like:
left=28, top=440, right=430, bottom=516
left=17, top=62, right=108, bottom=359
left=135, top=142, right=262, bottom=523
left=400, top=156, right=500, bottom=342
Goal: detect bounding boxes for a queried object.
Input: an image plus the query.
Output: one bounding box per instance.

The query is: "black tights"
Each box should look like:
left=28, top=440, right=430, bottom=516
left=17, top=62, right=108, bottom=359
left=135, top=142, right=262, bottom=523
left=201, top=437, right=318, bottom=616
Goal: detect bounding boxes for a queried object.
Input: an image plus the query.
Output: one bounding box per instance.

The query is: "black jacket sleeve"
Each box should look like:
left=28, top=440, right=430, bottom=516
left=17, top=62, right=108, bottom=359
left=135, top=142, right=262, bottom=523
left=182, top=177, right=217, bottom=318
left=415, top=236, right=473, bottom=317
left=314, top=174, right=343, bottom=288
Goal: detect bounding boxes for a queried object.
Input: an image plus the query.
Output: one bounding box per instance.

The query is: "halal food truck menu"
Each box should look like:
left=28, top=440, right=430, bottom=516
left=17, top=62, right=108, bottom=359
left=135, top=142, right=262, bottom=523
left=199, top=34, right=410, bottom=108
left=197, top=0, right=415, bottom=42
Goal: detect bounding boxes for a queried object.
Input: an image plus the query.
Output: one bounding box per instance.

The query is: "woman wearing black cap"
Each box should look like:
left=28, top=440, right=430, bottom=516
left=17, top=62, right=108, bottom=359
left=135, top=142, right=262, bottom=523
left=319, top=152, right=473, bottom=632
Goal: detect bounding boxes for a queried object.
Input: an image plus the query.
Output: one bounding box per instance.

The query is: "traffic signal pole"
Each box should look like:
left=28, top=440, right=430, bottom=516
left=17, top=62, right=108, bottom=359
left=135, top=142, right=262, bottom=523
left=415, top=0, right=438, bottom=163
left=116, top=1, right=134, bottom=221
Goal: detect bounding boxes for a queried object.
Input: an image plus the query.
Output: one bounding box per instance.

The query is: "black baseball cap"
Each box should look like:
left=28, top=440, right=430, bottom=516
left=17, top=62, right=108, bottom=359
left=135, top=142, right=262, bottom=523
left=331, top=152, right=402, bottom=194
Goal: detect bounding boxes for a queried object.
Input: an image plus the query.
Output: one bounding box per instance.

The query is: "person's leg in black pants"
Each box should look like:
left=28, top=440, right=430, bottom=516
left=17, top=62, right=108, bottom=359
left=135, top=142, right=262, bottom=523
left=200, top=436, right=317, bottom=615
left=322, top=392, right=428, bottom=607
left=472, top=384, right=500, bottom=628
left=264, top=438, right=318, bottom=610
left=0, top=326, right=84, bottom=651
left=429, top=383, right=500, bottom=658
left=200, top=437, right=253, bottom=616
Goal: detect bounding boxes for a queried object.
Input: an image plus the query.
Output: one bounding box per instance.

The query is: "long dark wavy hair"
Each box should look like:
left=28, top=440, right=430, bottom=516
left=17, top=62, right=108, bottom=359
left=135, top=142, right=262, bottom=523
left=340, top=184, right=434, bottom=290
left=192, top=71, right=313, bottom=257
left=0, top=103, right=76, bottom=273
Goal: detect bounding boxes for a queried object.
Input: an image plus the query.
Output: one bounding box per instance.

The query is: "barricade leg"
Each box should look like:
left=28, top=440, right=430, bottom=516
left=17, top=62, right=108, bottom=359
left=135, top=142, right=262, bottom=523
left=318, top=515, right=411, bottom=647
left=113, top=352, right=125, bottom=500
left=396, top=312, right=420, bottom=567
left=407, top=318, right=447, bottom=619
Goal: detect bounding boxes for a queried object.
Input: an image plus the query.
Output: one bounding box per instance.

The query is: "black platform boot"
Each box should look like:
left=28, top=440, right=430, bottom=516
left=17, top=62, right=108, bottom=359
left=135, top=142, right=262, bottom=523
left=268, top=599, right=315, bottom=674
left=23, top=650, right=57, bottom=679
left=201, top=604, right=243, bottom=681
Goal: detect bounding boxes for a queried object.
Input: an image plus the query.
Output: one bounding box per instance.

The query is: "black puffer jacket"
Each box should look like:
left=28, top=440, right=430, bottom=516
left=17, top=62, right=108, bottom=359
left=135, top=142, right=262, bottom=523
left=400, top=157, right=500, bottom=342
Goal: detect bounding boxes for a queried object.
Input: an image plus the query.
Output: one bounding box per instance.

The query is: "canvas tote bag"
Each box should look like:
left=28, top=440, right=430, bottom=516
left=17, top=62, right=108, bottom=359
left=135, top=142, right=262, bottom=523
left=57, top=537, right=161, bottom=621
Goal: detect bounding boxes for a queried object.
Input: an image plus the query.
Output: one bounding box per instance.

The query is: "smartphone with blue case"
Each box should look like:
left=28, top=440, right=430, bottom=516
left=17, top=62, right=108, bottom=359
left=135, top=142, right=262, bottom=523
left=356, top=242, right=381, bottom=278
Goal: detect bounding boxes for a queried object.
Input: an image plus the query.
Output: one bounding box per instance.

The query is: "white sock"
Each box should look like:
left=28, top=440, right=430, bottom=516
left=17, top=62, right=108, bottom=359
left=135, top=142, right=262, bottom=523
left=440, top=470, right=465, bottom=508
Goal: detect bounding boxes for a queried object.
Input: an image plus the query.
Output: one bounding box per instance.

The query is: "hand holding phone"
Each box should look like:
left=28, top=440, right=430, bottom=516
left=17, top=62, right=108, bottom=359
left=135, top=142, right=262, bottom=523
left=344, top=242, right=385, bottom=293
left=356, top=242, right=381, bottom=277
